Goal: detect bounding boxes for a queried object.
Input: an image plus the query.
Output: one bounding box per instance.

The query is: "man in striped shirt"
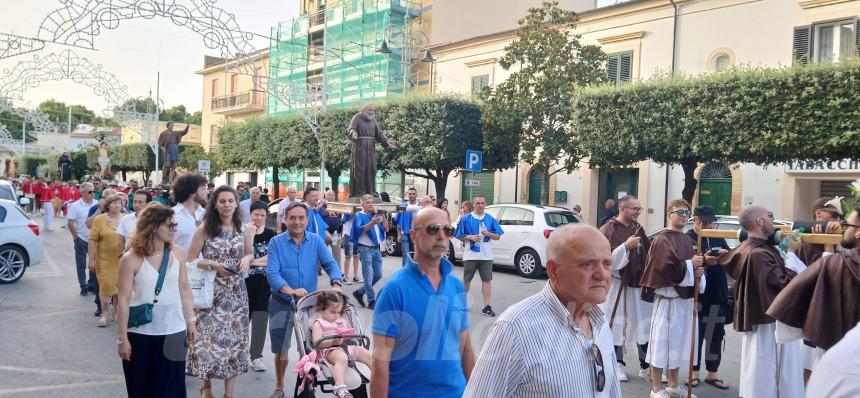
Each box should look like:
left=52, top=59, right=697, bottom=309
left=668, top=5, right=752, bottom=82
left=463, top=224, right=622, bottom=397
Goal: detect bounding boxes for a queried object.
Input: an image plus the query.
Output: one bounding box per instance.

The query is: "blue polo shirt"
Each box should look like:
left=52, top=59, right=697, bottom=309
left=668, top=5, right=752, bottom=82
left=266, top=232, right=342, bottom=301
left=371, top=257, right=469, bottom=398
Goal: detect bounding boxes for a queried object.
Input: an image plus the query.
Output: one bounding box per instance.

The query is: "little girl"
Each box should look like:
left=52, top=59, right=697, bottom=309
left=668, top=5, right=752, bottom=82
left=311, top=290, right=373, bottom=398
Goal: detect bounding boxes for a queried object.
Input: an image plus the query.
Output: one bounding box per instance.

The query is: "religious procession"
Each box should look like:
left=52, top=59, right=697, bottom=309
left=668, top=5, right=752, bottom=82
left=3, top=1, right=860, bottom=398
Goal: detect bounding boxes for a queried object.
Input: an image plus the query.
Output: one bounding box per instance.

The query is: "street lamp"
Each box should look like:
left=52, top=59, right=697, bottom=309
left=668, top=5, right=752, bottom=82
left=377, top=16, right=433, bottom=93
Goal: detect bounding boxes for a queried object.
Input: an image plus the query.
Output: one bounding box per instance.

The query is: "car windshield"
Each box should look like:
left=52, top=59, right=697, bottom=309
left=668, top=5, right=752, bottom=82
left=0, top=187, right=14, bottom=201
left=545, top=211, right=578, bottom=227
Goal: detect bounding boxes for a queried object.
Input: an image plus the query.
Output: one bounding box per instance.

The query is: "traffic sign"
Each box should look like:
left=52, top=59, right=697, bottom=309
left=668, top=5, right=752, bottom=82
left=197, top=160, right=211, bottom=173
left=465, top=179, right=480, bottom=187
left=466, top=150, right=483, bottom=172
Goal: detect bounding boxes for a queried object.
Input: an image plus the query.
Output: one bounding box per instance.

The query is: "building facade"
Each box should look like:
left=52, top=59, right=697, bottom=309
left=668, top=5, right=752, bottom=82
left=430, top=0, right=860, bottom=230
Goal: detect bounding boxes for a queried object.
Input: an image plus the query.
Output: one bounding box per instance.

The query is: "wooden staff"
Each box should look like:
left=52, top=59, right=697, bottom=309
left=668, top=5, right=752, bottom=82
left=687, top=233, right=704, bottom=398
left=698, top=228, right=842, bottom=245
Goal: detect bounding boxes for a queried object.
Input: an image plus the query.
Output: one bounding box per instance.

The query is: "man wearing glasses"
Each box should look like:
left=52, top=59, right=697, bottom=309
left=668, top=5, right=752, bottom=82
left=463, top=224, right=621, bottom=397
left=715, top=204, right=803, bottom=398
left=67, top=182, right=97, bottom=297
left=599, top=195, right=652, bottom=382
left=372, top=207, right=476, bottom=398
left=768, top=203, right=860, bottom=393
left=639, top=199, right=704, bottom=398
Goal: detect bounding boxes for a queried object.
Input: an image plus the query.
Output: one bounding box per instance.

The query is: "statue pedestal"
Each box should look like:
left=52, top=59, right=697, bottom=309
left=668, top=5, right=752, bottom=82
left=327, top=200, right=400, bottom=215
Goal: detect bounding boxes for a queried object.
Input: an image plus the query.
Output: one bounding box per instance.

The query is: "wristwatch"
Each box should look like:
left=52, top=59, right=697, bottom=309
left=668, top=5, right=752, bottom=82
left=116, top=338, right=127, bottom=346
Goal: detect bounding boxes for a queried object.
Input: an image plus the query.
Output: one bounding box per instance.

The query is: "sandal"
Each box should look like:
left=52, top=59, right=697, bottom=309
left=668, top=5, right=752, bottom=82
left=705, top=378, right=730, bottom=390
left=685, top=377, right=700, bottom=387
left=199, top=385, right=214, bottom=398
left=97, top=317, right=107, bottom=327
left=334, top=385, right=353, bottom=398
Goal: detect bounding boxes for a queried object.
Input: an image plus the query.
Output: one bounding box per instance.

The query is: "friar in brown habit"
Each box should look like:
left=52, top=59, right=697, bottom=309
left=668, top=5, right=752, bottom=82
left=714, top=204, right=804, bottom=398
left=768, top=204, right=860, bottom=352
left=347, top=103, right=396, bottom=198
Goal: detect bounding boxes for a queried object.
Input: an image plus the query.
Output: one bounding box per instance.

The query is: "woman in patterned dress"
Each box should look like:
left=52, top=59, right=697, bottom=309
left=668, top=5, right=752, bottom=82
left=186, top=186, right=254, bottom=398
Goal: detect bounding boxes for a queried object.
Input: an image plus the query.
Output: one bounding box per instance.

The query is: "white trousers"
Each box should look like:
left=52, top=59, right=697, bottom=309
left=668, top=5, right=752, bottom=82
left=605, top=281, right=652, bottom=347
left=646, top=295, right=697, bottom=369
left=41, top=201, right=54, bottom=231
left=739, top=323, right=805, bottom=398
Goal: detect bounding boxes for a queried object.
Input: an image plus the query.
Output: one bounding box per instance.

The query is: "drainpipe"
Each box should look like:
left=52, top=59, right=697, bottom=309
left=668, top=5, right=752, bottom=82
left=663, top=0, right=679, bottom=227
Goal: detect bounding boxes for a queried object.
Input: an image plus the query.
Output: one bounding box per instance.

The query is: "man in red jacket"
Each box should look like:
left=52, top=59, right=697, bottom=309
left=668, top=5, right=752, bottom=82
left=40, top=178, right=56, bottom=231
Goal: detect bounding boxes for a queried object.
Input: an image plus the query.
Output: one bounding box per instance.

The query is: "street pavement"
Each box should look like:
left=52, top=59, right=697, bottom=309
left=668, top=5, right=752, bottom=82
left=0, top=215, right=742, bottom=397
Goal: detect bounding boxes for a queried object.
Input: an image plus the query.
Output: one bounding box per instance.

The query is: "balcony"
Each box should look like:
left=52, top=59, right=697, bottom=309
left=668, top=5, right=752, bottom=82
left=211, top=90, right=266, bottom=115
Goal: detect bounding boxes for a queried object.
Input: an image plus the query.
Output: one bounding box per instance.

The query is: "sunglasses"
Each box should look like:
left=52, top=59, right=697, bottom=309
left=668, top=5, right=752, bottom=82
left=841, top=221, right=860, bottom=229
left=591, top=344, right=606, bottom=392
left=412, top=224, right=455, bottom=237
left=670, top=209, right=692, bottom=217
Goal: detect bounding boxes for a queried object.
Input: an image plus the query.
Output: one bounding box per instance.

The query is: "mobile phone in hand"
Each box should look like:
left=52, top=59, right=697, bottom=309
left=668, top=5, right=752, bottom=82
left=709, top=247, right=721, bottom=256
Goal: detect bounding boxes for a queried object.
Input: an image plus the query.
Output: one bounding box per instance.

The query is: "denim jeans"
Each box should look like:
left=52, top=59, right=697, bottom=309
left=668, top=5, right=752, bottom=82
left=400, top=236, right=411, bottom=267
left=74, top=237, right=89, bottom=289
left=356, top=245, right=383, bottom=303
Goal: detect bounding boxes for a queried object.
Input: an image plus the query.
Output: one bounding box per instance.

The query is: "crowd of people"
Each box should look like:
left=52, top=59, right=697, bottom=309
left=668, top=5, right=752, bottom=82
left=5, top=167, right=860, bottom=398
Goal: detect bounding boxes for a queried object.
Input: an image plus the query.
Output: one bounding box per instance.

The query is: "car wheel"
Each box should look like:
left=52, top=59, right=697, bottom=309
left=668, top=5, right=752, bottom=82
left=515, top=248, right=542, bottom=279
left=383, top=234, right=401, bottom=257
left=0, top=245, right=28, bottom=284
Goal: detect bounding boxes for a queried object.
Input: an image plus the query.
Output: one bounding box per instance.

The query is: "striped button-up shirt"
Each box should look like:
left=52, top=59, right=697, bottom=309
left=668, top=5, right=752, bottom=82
left=463, top=282, right=622, bottom=398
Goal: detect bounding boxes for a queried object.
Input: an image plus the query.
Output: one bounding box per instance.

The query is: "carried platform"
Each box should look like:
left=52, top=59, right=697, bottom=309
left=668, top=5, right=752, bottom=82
left=326, top=200, right=401, bottom=215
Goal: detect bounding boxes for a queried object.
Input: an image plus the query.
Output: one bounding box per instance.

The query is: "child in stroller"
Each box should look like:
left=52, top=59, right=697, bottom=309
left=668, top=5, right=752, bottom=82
left=311, top=291, right=373, bottom=398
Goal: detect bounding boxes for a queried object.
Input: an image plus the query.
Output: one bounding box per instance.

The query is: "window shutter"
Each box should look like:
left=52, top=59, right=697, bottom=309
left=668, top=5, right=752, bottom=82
left=855, top=18, right=860, bottom=56
left=607, top=55, right=619, bottom=86
left=619, top=53, right=632, bottom=83
left=793, top=25, right=811, bottom=66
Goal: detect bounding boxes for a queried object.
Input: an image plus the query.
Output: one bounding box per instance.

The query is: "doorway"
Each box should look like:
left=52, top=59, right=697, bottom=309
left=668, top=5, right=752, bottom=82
left=698, top=164, right=732, bottom=215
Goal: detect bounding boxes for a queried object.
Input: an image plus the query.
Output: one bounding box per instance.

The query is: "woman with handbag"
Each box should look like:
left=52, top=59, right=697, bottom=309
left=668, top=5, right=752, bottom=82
left=88, top=194, right=126, bottom=327
left=115, top=204, right=197, bottom=398
left=186, top=186, right=254, bottom=398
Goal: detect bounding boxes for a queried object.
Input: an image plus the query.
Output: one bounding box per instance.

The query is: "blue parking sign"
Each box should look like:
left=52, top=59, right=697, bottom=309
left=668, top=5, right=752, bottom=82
left=466, top=150, right=483, bottom=172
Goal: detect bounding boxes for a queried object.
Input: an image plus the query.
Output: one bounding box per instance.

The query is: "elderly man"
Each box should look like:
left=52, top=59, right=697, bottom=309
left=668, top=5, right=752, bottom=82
left=464, top=224, right=622, bottom=397
left=371, top=207, right=475, bottom=398
left=350, top=194, right=389, bottom=309
left=716, top=204, right=803, bottom=398
left=348, top=103, right=396, bottom=198
left=239, top=187, right=262, bottom=224
left=276, top=186, right=300, bottom=234
left=266, top=202, right=343, bottom=398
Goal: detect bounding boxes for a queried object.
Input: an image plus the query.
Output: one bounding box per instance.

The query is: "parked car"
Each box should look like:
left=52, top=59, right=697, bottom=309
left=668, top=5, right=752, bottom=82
left=448, top=204, right=580, bottom=278
left=0, top=199, right=44, bottom=284
left=648, top=215, right=792, bottom=249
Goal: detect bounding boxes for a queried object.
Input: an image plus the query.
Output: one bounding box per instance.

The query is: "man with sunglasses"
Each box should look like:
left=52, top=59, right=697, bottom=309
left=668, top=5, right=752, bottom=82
left=67, top=182, right=97, bottom=298
left=351, top=194, right=390, bottom=309
left=464, top=224, right=621, bottom=397
left=768, top=204, right=860, bottom=389
left=371, top=207, right=475, bottom=398
left=714, top=204, right=803, bottom=398
left=639, top=199, right=704, bottom=398
left=454, top=194, right=503, bottom=317
left=600, top=195, right=652, bottom=382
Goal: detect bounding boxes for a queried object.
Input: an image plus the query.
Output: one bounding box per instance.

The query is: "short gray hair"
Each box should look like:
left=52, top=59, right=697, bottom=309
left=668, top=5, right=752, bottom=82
left=361, top=194, right=374, bottom=202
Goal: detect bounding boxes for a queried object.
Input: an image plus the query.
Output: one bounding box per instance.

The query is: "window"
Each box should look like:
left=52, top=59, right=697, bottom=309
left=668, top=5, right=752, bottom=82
left=499, top=207, right=528, bottom=226
left=230, top=74, right=238, bottom=93
left=211, top=78, right=219, bottom=97
left=209, top=125, right=219, bottom=149
left=485, top=206, right=503, bottom=220
left=794, top=19, right=858, bottom=65
left=544, top=211, right=578, bottom=227
left=607, top=52, right=633, bottom=86
left=471, top=74, right=489, bottom=95
left=0, top=206, right=6, bottom=223
left=714, top=54, right=731, bottom=71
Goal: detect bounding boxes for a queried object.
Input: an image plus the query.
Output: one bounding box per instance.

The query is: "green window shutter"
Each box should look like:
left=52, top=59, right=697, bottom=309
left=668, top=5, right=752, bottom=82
left=793, top=25, right=811, bottom=66
left=471, top=74, right=489, bottom=95
left=607, top=54, right=619, bottom=86
left=619, top=52, right=632, bottom=83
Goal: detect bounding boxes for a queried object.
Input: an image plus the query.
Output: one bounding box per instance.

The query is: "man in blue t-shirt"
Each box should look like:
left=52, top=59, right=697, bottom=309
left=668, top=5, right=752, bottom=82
left=351, top=194, right=389, bottom=309
left=371, top=207, right=476, bottom=398
left=395, top=186, right=420, bottom=267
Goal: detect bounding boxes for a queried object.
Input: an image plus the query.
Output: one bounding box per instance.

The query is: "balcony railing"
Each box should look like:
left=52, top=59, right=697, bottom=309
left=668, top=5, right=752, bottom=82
left=211, top=90, right=265, bottom=114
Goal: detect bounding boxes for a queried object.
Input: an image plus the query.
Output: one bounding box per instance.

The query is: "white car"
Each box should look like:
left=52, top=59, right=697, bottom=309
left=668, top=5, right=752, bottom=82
left=449, top=204, right=580, bottom=278
left=0, top=180, right=17, bottom=202
left=0, top=199, right=44, bottom=284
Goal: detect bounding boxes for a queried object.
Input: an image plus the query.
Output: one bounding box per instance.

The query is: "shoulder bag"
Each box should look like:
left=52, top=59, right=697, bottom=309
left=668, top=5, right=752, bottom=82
left=128, top=244, right=170, bottom=328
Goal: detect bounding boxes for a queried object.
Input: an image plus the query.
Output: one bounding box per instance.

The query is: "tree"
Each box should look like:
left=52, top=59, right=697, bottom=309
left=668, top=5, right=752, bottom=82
left=178, top=143, right=223, bottom=178
left=160, top=105, right=190, bottom=123
left=115, top=98, right=158, bottom=115
left=187, top=111, right=203, bottom=125
left=109, top=143, right=156, bottom=184
left=573, top=61, right=860, bottom=203
left=481, top=1, right=607, bottom=204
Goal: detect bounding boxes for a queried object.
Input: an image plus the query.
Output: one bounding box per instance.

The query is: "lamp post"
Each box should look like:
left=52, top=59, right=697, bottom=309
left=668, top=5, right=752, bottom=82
left=376, top=14, right=433, bottom=94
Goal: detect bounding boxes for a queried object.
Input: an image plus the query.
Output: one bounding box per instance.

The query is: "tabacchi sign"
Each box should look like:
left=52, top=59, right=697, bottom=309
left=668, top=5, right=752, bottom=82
left=785, top=159, right=860, bottom=174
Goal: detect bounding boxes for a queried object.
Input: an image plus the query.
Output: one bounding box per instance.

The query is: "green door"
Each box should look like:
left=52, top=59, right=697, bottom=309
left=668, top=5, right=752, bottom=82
left=461, top=171, right=495, bottom=205
left=528, top=167, right=548, bottom=205
left=699, top=179, right=732, bottom=215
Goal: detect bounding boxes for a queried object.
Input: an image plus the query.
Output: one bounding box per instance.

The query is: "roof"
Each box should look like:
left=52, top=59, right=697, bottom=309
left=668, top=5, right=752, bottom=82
left=195, top=47, right=270, bottom=75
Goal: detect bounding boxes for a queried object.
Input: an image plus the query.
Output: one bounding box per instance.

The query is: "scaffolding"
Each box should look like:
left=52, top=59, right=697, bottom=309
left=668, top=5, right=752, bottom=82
left=268, top=0, right=423, bottom=116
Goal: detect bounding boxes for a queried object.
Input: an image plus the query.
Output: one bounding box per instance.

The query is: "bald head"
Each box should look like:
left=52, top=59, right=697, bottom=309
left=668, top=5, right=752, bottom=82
left=414, top=206, right=448, bottom=227
left=739, top=204, right=770, bottom=231
left=548, top=224, right=610, bottom=265
left=546, top=224, right=612, bottom=307
left=411, top=207, right=452, bottom=262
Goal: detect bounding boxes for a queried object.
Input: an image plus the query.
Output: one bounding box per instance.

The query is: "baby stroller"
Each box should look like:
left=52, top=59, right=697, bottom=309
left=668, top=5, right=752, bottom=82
left=293, top=290, right=371, bottom=397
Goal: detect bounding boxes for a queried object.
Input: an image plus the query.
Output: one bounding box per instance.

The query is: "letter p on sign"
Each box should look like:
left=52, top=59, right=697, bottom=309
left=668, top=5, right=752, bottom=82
left=466, top=150, right=483, bottom=172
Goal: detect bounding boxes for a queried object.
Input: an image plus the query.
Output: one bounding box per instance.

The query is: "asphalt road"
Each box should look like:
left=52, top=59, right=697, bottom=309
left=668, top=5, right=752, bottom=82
left=0, top=216, right=743, bottom=397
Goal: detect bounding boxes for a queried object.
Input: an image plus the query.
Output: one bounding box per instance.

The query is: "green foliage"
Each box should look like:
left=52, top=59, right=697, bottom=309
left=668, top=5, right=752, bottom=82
left=109, top=143, right=155, bottom=171
left=481, top=0, right=607, bottom=203
left=160, top=105, right=190, bottom=123
left=19, top=155, right=48, bottom=177
left=574, top=60, right=860, bottom=201
left=187, top=111, right=203, bottom=125
left=178, top=143, right=223, bottom=177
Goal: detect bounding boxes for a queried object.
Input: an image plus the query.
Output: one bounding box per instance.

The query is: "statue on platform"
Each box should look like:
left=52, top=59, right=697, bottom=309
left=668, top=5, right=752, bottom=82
left=158, top=121, right=189, bottom=185
left=97, top=140, right=110, bottom=179
left=348, top=103, right=396, bottom=198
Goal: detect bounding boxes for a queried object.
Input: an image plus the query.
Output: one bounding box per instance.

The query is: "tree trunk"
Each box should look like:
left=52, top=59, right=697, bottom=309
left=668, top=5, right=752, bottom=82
left=272, top=165, right=280, bottom=200
left=143, top=170, right=152, bottom=187
left=121, top=170, right=127, bottom=181
left=681, top=158, right=699, bottom=204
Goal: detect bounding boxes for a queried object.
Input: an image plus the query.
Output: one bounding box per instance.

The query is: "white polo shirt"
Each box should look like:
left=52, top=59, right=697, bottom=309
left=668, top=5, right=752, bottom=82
left=116, top=212, right=138, bottom=248
left=172, top=203, right=205, bottom=253
left=67, top=198, right=96, bottom=240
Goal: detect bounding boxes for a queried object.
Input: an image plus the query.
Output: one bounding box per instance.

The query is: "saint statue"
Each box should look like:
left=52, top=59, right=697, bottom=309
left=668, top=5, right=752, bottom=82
left=157, top=121, right=189, bottom=185
left=348, top=103, right=396, bottom=198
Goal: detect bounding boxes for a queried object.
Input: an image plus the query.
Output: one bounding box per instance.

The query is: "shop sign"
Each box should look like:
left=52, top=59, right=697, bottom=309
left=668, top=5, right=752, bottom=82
left=785, top=159, right=860, bottom=174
